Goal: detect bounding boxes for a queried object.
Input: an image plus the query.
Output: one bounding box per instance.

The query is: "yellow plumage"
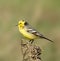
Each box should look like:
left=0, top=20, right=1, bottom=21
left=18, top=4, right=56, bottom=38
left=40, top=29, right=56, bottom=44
left=19, top=27, right=37, bottom=39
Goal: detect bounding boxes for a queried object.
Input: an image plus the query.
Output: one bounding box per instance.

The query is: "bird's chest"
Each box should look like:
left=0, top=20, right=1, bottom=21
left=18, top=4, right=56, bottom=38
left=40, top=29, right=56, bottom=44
left=19, top=28, right=37, bottom=39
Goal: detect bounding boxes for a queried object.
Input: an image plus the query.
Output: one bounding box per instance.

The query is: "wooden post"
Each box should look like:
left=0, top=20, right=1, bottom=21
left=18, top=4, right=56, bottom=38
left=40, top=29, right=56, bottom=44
left=21, top=39, right=42, bottom=61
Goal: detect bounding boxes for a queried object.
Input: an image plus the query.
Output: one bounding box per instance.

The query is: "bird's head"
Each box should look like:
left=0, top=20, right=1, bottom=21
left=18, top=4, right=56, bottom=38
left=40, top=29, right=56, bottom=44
left=17, top=20, right=28, bottom=29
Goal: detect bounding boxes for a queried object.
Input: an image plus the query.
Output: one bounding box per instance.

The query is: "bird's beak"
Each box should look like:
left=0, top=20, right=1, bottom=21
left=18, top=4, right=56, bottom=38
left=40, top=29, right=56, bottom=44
left=16, top=24, right=18, bottom=26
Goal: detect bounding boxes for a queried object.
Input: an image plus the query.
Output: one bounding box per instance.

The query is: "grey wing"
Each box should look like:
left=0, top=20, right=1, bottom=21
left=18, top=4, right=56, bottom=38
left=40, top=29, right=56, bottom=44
left=25, top=24, right=53, bottom=42
left=26, top=25, right=43, bottom=37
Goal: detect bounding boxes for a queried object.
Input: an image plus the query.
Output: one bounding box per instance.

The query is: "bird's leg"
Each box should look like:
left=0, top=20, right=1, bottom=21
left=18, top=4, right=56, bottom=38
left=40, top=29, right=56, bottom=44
left=29, top=39, right=34, bottom=44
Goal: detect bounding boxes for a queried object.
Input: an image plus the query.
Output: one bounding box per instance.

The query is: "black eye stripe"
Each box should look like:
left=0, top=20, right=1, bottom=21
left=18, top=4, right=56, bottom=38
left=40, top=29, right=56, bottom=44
left=24, top=22, right=28, bottom=25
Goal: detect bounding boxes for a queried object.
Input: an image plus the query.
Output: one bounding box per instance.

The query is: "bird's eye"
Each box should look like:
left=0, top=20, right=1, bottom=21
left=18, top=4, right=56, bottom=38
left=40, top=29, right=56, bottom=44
left=24, top=22, right=28, bottom=25
left=19, top=23, right=21, bottom=24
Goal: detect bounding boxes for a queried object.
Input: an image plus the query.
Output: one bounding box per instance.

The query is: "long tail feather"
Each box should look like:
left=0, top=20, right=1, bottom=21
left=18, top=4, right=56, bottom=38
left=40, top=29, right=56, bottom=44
left=41, top=36, right=53, bottom=42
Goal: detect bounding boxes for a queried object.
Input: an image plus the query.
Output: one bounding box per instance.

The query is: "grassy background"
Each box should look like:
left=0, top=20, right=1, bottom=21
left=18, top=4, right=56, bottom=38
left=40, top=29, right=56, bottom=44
left=0, top=0, right=60, bottom=61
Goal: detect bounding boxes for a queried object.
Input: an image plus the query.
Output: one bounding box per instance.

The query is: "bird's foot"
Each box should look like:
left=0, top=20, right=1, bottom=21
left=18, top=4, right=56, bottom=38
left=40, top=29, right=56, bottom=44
left=29, top=39, right=34, bottom=44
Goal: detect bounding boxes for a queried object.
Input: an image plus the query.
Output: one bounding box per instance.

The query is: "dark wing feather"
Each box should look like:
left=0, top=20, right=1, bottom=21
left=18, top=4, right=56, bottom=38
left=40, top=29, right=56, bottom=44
left=25, top=24, right=53, bottom=42
left=26, top=26, right=43, bottom=37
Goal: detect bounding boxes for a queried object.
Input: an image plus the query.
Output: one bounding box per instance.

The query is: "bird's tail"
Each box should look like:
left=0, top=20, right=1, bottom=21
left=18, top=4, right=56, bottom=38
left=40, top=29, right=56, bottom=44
left=41, top=36, right=53, bottom=42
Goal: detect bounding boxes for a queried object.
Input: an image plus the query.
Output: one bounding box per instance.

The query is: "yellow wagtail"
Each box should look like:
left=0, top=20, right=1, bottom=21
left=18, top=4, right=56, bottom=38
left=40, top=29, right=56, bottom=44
left=16, top=20, right=53, bottom=43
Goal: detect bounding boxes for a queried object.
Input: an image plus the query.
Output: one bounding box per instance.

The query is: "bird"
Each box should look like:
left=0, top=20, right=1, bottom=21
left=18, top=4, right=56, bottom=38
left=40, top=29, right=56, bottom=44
left=16, top=20, right=53, bottom=43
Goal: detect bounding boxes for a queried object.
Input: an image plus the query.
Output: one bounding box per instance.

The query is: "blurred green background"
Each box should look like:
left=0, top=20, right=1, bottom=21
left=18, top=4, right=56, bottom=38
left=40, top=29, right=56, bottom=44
left=0, top=0, right=60, bottom=61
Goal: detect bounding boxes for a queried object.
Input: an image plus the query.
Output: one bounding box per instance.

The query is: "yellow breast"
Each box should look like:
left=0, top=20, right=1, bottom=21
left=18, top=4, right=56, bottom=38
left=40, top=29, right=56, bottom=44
left=19, top=28, right=37, bottom=39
